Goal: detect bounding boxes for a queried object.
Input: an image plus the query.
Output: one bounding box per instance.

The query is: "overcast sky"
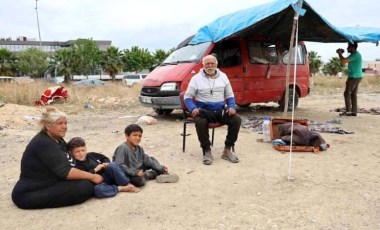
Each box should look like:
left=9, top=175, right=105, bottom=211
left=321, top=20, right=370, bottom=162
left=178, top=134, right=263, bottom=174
left=1, top=0, right=379, bottom=62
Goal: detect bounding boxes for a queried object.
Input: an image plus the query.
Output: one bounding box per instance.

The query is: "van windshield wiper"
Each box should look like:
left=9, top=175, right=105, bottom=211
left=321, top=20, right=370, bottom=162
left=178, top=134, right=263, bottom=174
left=160, top=60, right=195, bottom=66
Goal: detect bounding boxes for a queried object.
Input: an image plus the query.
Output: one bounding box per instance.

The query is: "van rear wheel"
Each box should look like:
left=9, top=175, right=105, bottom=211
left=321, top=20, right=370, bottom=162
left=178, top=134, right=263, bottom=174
left=154, top=109, right=174, bottom=115
left=279, top=88, right=299, bottom=111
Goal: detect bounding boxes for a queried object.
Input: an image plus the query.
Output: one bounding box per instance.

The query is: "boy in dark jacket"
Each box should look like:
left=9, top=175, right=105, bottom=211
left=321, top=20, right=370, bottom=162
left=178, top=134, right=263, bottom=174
left=113, top=124, right=178, bottom=187
left=67, top=137, right=139, bottom=198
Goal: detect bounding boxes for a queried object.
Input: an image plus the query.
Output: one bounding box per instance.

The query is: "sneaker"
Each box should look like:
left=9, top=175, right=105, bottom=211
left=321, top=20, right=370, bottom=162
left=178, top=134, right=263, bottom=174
left=144, top=170, right=158, bottom=180
left=203, top=150, right=214, bottom=165
left=156, top=174, right=179, bottom=183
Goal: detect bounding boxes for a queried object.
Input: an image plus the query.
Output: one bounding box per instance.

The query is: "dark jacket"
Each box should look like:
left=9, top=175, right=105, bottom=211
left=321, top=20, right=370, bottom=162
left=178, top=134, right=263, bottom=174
left=73, top=152, right=110, bottom=174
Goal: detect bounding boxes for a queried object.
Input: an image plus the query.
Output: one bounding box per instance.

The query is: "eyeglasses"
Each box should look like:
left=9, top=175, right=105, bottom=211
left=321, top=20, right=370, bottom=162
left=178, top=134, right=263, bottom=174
left=204, top=62, right=216, bottom=66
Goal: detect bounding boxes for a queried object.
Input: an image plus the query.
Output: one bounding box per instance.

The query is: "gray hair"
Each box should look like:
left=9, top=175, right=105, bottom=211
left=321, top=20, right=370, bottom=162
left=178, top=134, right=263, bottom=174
left=40, top=106, right=67, bottom=131
left=202, top=55, right=218, bottom=65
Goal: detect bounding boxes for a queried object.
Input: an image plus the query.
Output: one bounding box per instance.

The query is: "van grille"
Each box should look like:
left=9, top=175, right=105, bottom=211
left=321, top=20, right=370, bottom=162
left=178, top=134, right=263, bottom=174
left=140, top=87, right=180, bottom=97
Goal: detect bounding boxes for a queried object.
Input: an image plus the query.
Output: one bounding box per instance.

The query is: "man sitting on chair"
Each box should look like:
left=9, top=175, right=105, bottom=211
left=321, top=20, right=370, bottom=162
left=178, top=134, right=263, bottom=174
left=184, top=55, right=241, bottom=165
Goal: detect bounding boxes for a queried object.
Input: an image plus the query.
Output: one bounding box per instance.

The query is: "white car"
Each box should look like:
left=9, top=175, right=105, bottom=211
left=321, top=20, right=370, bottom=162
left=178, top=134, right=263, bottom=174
left=122, top=74, right=147, bottom=87
left=0, top=76, right=18, bottom=84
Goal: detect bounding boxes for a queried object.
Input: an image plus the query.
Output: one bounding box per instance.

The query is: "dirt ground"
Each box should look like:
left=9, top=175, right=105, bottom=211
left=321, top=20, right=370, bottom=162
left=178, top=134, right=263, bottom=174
left=1, top=91, right=380, bottom=229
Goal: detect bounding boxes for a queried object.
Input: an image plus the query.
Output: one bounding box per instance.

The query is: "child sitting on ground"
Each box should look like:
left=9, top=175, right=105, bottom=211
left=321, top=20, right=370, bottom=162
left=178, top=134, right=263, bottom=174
left=67, top=137, right=140, bottom=198
left=112, top=124, right=178, bottom=187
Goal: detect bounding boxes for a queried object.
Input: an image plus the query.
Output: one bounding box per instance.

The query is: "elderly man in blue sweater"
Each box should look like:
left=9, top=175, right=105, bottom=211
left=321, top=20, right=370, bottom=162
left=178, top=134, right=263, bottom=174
left=184, top=55, right=241, bottom=165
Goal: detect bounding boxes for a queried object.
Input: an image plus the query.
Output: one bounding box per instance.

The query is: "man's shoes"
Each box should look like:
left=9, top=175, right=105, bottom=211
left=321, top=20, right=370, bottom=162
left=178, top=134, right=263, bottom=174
left=144, top=170, right=158, bottom=180
left=339, top=112, right=357, bottom=117
left=203, top=150, right=214, bottom=165
left=221, top=149, right=239, bottom=163
left=156, top=174, right=179, bottom=183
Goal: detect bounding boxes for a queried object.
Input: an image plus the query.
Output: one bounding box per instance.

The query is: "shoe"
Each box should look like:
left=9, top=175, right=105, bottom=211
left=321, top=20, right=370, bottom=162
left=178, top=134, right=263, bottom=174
left=203, top=150, right=214, bottom=165
left=144, top=170, right=158, bottom=180
left=221, top=150, right=239, bottom=163
left=339, top=112, right=356, bottom=116
left=156, top=174, right=179, bottom=183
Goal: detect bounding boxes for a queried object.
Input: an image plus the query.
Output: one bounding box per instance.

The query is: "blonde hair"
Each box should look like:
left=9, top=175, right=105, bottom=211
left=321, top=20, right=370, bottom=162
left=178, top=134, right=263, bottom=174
left=40, top=106, right=67, bottom=131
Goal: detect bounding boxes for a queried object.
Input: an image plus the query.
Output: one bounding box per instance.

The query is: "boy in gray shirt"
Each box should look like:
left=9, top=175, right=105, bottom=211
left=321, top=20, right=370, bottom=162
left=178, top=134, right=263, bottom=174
left=113, top=124, right=178, bottom=187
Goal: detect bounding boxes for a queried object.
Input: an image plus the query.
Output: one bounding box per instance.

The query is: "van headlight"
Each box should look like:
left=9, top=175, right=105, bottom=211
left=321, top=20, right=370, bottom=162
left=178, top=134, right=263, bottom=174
left=160, top=82, right=177, bottom=91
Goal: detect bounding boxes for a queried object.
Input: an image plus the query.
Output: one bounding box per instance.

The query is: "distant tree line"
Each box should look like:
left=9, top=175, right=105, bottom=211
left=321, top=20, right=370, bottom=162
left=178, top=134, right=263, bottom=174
left=0, top=38, right=175, bottom=82
left=0, top=39, right=352, bottom=80
left=308, top=50, right=346, bottom=76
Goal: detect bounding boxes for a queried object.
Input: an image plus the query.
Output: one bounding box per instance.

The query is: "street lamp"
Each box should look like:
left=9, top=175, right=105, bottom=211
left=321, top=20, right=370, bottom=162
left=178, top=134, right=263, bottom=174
left=35, top=0, right=42, bottom=49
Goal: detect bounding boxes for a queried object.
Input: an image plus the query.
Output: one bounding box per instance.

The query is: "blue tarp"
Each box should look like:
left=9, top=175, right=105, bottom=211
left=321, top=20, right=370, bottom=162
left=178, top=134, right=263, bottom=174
left=189, top=0, right=380, bottom=45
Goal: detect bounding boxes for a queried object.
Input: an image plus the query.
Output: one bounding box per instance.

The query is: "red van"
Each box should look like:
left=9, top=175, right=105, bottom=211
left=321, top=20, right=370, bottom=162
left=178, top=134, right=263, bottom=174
left=139, top=36, right=311, bottom=115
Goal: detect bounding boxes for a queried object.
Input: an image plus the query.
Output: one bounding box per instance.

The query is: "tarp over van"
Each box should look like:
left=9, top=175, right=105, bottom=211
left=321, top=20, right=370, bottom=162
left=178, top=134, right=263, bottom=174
left=189, top=0, right=380, bottom=45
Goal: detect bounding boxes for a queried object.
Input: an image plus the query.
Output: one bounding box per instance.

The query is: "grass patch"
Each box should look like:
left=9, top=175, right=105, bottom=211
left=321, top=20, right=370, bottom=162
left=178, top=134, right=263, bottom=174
left=0, top=80, right=141, bottom=110
left=311, top=75, right=380, bottom=94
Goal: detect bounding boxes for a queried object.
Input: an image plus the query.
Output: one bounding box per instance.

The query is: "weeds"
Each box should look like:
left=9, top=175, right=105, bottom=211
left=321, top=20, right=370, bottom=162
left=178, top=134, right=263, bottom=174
left=0, top=76, right=379, bottom=108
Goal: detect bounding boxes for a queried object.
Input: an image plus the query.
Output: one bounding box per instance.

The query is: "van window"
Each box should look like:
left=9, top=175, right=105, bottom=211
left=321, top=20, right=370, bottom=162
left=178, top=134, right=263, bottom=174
left=282, top=44, right=306, bottom=65
left=163, top=42, right=211, bottom=64
left=248, top=41, right=278, bottom=64
left=211, top=40, right=241, bottom=67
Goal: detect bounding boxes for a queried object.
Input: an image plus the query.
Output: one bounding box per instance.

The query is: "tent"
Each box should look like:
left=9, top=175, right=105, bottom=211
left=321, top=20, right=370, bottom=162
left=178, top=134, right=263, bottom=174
left=187, top=0, right=380, bottom=179
left=189, top=0, right=380, bottom=45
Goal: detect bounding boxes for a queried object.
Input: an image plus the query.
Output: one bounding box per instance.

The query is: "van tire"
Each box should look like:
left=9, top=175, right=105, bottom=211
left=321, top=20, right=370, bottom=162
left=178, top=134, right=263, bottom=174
left=154, top=109, right=174, bottom=115
left=279, top=88, right=299, bottom=111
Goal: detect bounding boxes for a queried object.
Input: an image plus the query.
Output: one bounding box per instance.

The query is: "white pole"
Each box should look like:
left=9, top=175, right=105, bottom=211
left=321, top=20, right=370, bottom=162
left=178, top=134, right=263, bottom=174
left=35, top=0, right=42, bottom=50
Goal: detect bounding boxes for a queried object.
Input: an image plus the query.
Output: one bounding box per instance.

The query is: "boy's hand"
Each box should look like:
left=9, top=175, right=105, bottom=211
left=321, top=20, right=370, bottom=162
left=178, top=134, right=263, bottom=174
left=94, top=164, right=106, bottom=173
left=136, top=169, right=144, bottom=177
left=90, top=174, right=103, bottom=184
left=163, top=166, right=169, bottom=174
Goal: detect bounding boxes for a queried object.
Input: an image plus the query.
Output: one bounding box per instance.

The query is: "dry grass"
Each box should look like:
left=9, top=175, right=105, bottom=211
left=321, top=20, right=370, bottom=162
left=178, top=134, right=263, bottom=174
left=1, top=76, right=379, bottom=108
left=311, top=74, right=380, bottom=94
left=0, top=80, right=142, bottom=110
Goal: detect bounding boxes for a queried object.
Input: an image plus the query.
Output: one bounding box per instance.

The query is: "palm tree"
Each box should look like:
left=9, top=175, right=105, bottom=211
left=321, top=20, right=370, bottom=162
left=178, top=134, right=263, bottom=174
left=54, top=47, right=78, bottom=83
left=322, top=57, right=345, bottom=76
left=101, top=46, right=124, bottom=81
left=308, top=50, right=322, bottom=76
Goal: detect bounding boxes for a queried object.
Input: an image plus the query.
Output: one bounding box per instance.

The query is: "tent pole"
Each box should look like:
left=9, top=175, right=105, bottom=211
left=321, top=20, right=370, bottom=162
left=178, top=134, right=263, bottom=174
left=284, top=0, right=303, bottom=114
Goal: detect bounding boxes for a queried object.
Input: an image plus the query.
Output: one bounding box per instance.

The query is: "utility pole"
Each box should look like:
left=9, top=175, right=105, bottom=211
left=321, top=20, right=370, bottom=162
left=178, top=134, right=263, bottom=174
left=35, top=0, right=42, bottom=49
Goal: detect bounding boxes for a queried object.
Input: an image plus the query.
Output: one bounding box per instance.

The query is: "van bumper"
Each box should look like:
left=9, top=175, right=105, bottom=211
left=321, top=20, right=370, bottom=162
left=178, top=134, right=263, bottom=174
left=139, top=95, right=181, bottom=109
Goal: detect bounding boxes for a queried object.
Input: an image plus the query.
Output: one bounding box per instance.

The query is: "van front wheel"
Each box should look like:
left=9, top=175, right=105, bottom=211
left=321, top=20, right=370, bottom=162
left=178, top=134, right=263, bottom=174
left=154, top=109, right=174, bottom=115
left=279, top=88, right=299, bottom=111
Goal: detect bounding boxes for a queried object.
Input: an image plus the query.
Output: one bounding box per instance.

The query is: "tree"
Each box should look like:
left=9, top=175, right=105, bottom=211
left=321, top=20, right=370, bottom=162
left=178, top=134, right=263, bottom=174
left=308, top=50, right=322, bottom=76
left=17, top=47, right=48, bottom=78
left=101, top=46, right=124, bottom=81
left=71, top=39, right=101, bottom=76
left=122, top=46, right=155, bottom=72
left=322, top=57, right=345, bottom=76
left=53, top=47, right=78, bottom=83
left=0, top=48, right=17, bottom=76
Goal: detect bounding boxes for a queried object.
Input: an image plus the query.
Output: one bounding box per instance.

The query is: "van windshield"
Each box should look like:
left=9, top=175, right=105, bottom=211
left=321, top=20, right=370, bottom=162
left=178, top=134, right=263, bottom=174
left=162, top=42, right=211, bottom=65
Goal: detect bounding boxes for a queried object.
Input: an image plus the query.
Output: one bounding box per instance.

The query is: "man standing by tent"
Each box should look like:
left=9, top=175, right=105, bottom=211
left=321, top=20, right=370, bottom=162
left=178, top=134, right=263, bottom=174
left=336, top=41, right=363, bottom=116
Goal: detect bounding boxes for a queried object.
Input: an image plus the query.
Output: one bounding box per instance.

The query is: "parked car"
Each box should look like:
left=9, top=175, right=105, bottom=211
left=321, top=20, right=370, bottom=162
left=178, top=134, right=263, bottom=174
left=74, top=79, right=105, bottom=87
left=122, top=74, right=147, bottom=87
left=46, top=76, right=64, bottom=83
left=0, top=76, right=18, bottom=84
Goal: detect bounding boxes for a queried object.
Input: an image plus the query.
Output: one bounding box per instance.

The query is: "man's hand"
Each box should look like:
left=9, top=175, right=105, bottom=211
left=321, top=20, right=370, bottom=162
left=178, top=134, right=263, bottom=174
left=227, top=108, right=236, bottom=116
left=191, top=108, right=200, bottom=117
